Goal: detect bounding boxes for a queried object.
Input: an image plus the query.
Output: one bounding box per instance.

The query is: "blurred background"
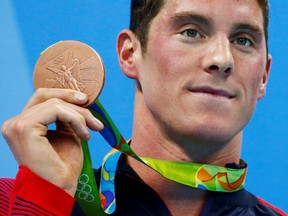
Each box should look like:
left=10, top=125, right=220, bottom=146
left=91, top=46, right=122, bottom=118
left=0, top=0, right=287, bottom=211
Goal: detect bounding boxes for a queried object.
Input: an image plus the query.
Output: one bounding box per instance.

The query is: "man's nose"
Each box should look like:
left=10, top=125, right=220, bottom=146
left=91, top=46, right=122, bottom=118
left=202, top=35, right=234, bottom=76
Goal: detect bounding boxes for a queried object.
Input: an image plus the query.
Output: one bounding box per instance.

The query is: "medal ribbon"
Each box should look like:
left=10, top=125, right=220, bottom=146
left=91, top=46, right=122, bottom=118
left=75, top=99, right=247, bottom=216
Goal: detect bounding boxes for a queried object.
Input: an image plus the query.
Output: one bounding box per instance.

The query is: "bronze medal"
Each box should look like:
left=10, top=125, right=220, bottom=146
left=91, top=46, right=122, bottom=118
left=33, top=40, right=105, bottom=106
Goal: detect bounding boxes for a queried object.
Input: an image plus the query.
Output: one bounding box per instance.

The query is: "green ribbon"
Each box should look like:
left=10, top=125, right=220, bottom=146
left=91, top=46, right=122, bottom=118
left=75, top=140, right=105, bottom=216
left=75, top=99, right=247, bottom=215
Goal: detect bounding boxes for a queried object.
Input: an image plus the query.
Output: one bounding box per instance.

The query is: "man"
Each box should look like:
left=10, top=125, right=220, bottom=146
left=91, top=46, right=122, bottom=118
left=0, top=0, right=286, bottom=215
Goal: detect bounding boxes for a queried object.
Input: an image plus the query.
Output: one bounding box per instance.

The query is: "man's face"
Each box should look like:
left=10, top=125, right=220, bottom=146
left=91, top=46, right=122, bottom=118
left=134, top=0, right=271, bottom=145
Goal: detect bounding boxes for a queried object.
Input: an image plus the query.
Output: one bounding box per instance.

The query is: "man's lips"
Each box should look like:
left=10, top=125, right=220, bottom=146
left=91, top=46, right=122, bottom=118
left=189, top=86, right=235, bottom=99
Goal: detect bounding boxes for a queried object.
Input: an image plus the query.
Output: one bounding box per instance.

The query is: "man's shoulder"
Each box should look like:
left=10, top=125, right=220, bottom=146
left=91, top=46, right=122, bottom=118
left=206, top=189, right=287, bottom=216
left=255, top=196, right=287, bottom=216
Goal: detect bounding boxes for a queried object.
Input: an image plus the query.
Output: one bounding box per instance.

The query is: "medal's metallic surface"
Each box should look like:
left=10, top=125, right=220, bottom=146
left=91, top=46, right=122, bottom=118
left=33, top=40, right=105, bottom=106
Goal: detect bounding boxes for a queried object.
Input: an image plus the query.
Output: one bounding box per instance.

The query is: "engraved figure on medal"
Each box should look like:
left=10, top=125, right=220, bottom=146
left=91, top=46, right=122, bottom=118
left=45, top=52, right=84, bottom=92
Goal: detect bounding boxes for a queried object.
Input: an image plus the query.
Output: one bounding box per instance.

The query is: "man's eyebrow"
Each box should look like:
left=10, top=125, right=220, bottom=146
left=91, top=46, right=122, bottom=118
left=232, top=23, right=264, bottom=36
left=170, top=12, right=213, bottom=27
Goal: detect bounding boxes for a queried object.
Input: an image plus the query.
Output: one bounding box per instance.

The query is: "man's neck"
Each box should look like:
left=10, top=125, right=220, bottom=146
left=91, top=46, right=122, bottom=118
left=127, top=137, right=241, bottom=215
left=128, top=130, right=242, bottom=215
left=131, top=89, right=242, bottom=165
left=130, top=110, right=242, bottom=165
left=129, top=90, right=242, bottom=215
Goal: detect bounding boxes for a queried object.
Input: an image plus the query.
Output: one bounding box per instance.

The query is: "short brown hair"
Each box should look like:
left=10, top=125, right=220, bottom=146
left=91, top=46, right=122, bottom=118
left=130, top=0, right=269, bottom=52
left=257, top=0, right=269, bottom=49
left=130, top=0, right=165, bottom=52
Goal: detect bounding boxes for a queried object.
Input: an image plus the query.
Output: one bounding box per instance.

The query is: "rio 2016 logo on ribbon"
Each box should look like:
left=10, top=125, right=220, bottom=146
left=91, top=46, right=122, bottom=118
left=77, top=174, right=95, bottom=202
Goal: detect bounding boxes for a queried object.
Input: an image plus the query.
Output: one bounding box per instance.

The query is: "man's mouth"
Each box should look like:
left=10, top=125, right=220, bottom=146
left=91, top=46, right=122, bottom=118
left=189, top=86, right=235, bottom=99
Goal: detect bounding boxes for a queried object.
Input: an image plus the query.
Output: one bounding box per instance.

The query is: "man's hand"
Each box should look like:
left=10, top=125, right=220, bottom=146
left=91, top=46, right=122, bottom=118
left=1, top=88, right=103, bottom=196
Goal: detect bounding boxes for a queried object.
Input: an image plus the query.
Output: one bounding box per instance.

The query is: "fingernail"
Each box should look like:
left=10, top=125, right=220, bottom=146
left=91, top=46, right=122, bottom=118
left=94, top=117, right=104, bottom=129
left=74, top=92, right=87, bottom=102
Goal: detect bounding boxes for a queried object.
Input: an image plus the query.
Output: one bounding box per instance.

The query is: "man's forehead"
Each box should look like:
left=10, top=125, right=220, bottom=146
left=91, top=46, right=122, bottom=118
left=157, top=0, right=264, bottom=29
left=160, top=0, right=263, bottom=17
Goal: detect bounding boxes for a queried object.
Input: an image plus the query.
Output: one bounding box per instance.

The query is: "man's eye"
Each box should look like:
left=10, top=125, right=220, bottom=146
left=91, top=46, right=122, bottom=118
left=235, top=37, right=252, bottom=46
left=182, top=29, right=202, bottom=38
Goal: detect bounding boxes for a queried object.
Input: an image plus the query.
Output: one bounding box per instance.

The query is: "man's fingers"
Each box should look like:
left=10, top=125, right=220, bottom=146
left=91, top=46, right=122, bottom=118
left=24, top=88, right=88, bottom=111
left=24, top=98, right=104, bottom=140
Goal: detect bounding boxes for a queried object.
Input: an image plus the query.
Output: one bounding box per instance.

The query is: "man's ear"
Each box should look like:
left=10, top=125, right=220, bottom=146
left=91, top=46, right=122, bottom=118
left=117, top=29, right=140, bottom=79
left=258, top=54, right=272, bottom=100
